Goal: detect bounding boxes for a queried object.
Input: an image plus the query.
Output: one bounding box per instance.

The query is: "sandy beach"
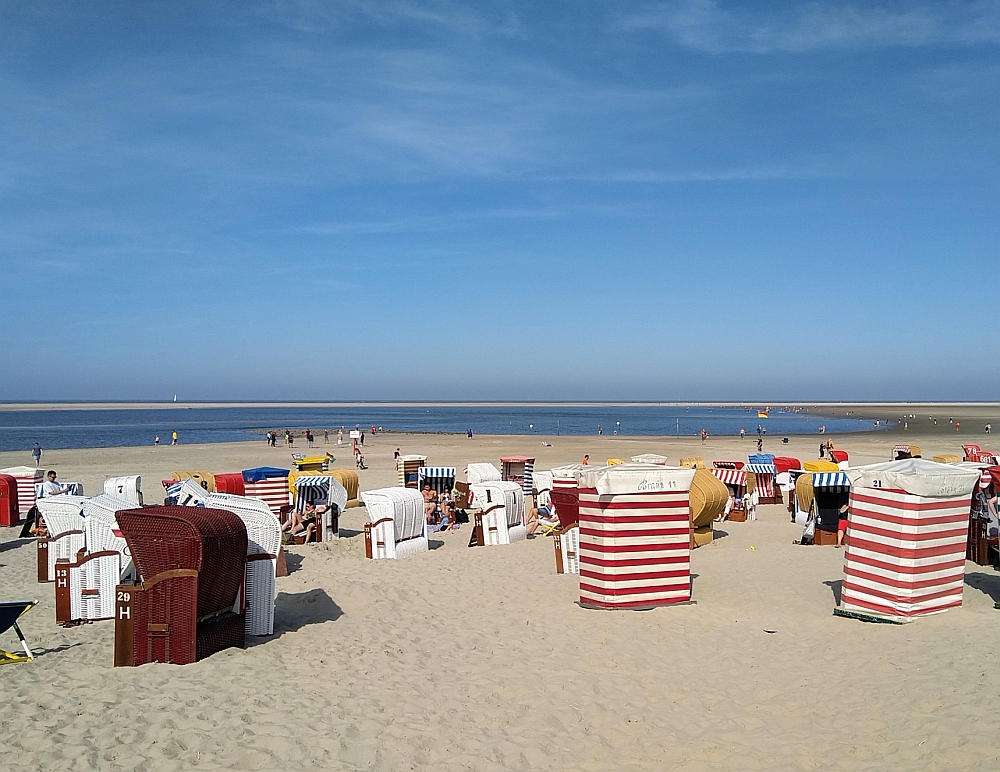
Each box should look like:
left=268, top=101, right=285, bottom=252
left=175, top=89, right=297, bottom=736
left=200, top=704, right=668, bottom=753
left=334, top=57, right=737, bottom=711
left=3, top=428, right=1000, bottom=771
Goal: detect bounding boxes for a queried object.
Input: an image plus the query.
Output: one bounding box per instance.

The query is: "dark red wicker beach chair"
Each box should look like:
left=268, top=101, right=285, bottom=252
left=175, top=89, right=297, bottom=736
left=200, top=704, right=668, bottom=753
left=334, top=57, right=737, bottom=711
left=113, top=506, right=247, bottom=666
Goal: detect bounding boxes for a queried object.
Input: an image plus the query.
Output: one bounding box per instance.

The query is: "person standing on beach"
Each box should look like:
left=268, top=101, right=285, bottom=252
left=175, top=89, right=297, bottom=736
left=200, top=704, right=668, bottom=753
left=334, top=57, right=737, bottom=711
left=582, top=455, right=589, bottom=465
left=154, top=435, right=160, bottom=446
left=987, top=423, right=992, bottom=435
left=338, top=428, right=344, bottom=446
left=956, top=422, right=961, bottom=432
left=700, top=429, right=707, bottom=445
left=324, top=429, right=329, bottom=444
left=306, top=429, right=314, bottom=448
left=467, top=428, right=473, bottom=439
left=31, top=443, right=42, bottom=466
left=171, top=430, right=178, bottom=445
left=739, top=428, right=745, bottom=440
left=598, top=425, right=602, bottom=435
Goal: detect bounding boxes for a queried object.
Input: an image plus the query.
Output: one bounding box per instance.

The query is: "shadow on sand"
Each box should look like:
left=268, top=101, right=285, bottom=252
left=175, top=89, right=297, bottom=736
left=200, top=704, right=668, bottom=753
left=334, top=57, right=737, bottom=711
left=965, top=572, right=1000, bottom=604
left=823, top=579, right=843, bottom=605
left=252, top=589, right=344, bottom=645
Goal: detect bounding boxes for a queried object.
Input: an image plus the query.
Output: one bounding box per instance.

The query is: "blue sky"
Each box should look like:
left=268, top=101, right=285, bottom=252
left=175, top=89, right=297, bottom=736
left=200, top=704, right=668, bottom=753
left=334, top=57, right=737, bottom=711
left=1, top=1, right=997, bottom=401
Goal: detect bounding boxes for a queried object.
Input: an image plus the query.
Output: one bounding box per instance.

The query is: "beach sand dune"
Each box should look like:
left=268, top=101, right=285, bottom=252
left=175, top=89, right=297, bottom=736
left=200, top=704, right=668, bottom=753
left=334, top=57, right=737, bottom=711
left=2, top=431, right=1000, bottom=770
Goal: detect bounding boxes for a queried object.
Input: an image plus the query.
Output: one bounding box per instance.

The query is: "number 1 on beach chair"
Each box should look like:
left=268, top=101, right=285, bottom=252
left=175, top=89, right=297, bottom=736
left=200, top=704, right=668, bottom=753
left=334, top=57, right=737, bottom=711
left=0, top=601, right=37, bottom=664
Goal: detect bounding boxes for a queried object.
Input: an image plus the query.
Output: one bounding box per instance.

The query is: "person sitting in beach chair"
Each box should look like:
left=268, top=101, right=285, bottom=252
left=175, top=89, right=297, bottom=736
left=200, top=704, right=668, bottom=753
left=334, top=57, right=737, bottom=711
left=422, top=484, right=441, bottom=528
left=282, top=502, right=318, bottom=543
left=526, top=502, right=559, bottom=536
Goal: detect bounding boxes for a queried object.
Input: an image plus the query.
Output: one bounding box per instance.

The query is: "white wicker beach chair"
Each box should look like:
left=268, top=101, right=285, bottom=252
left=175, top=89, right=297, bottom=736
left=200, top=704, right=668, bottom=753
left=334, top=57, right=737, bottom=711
left=50, top=494, right=139, bottom=624
left=361, top=488, right=428, bottom=560
left=103, top=475, right=142, bottom=506
left=206, top=493, right=281, bottom=636
left=470, top=481, right=526, bottom=546
left=466, top=463, right=502, bottom=484
left=36, top=496, right=88, bottom=582
left=532, top=470, right=554, bottom=509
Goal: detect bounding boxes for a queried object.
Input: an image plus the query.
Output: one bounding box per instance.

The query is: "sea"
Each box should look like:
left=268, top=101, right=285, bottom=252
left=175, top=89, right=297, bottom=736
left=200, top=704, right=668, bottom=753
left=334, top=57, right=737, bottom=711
left=0, top=405, right=889, bottom=453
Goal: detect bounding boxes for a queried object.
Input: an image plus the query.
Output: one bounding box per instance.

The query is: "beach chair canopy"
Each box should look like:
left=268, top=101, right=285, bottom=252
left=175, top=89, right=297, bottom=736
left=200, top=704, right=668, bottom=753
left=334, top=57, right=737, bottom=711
left=117, top=506, right=247, bottom=619
left=828, top=450, right=849, bottom=463
left=745, top=463, right=777, bottom=475
left=361, top=488, right=426, bottom=543
left=205, top=493, right=282, bottom=557
left=469, top=481, right=524, bottom=530
left=630, top=454, right=669, bottom=465
left=773, top=457, right=801, bottom=473
left=690, top=468, right=729, bottom=527
left=292, top=474, right=349, bottom=515
left=466, top=463, right=502, bottom=484
left=417, top=467, right=456, bottom=493
left=242, top=467, right=290, bottom=483
left=679, top=457, right=706, bottom=469
left=803, top=459, right=839, bottom=472
left=712, top=468, right=747, bottom=488
left=846, top=459, right=980, bottom=498
left=0, top=601, right=36, bottom=664
left=811, top=472, right=850, bottom=491
left=36, top=496, right=87, bottom=538
left=748, top=453, right=775, bottom=464
left=104, top=475, right=143, bottom=505
left=213, top=472, right=245, bottom=496
left=713, top=460, right=744, bottom=470
left=575, top=463, right=697, bottom=496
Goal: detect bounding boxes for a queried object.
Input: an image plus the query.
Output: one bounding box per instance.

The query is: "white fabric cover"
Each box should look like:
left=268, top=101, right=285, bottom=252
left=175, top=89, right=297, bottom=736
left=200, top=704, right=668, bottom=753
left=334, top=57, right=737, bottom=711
left=846, top=459, right=980, bottom=498
left=574, top=464, right=696, bottom=496
left=466, top=463, right=502, bottom=484
left=630, top=454, right=669, bottom=465
left=361, top=487, right=428, bottom=559
left=103, top=476, right=142, bottom=506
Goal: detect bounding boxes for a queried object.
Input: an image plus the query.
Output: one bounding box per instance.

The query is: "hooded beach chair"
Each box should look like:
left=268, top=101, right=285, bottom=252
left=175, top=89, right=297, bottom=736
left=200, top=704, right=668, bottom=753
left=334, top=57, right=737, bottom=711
left=104, top=476, right=143, bottom=506
left=205, top=494, right=282, bottom=636
left=291, top=474, right=349, bottom=542
left=114, top=505, right=247, bottom=666
left=0, top=601, right=36, bottom=664
left=35, top=496, right=88, bottom=583
left=361, top=488, right=429, bottom=559
left=52, top=494, right=135, bottom=625
left=469, top=481, right=526, bottom=547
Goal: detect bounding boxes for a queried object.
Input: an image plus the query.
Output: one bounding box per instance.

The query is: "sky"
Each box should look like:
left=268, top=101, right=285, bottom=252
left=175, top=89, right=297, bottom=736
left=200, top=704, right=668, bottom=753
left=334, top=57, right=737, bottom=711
left=1, top=1, right=997, bottom=401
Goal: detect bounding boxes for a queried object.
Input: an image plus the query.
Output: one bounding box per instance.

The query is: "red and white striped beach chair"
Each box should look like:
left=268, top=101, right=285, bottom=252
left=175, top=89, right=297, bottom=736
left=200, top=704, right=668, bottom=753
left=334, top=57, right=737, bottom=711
left=0, top=467, right=44, bottom=518
left=576, top=464, right=696, bottom=610
left=838, top=460, right=980, bottom=621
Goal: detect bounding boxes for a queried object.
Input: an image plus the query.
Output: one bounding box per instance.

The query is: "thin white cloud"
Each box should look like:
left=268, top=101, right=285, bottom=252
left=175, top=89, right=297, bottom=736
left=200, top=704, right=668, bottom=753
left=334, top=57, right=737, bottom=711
left=260, top=0, right=525, bottom=37
left=616, top=1, right=1000, bottom=53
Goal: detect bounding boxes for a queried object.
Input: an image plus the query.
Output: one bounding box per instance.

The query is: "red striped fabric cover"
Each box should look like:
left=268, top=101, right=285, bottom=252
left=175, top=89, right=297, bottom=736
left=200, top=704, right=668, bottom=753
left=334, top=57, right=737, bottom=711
left=840, top=487, right=971, bottom=618
left=578, top=487, right=692, bottom=610
left=244, top=475, right=290, bottom=515
left=11, top=470, right=43, bottom=514
left=712, top=468, right=746, bottom=487
left=754, top=473, right=775, bottom=499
